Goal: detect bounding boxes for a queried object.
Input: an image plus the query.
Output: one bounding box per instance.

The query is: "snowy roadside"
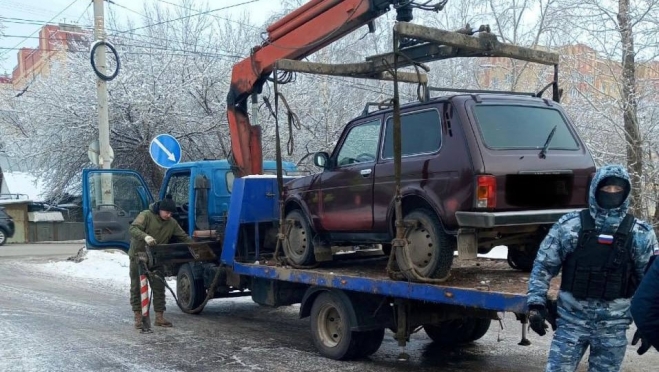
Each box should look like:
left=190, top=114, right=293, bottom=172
left=21, top=250, right=181, bottom=308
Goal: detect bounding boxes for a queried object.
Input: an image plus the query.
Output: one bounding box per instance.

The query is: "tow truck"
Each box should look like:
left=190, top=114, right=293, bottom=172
left=83, top=0, right=577, bottom=361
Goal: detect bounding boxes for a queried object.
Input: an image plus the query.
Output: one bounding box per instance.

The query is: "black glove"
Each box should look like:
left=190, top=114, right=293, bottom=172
left=632, top=329, right=652, bottom=355
left=528, top=304, right=549, bottom=336
left=546, top=299, right=558, bottom=331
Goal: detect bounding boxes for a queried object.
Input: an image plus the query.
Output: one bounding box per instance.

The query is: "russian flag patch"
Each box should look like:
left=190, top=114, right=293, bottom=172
left=598, top=234, right=614, bottom=245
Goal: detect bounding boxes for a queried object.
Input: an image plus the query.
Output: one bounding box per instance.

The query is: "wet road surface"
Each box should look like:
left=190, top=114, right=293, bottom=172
left=0, top=244, right=656, bottom=371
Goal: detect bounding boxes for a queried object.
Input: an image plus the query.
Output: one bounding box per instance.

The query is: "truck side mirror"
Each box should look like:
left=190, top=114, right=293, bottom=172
left=313, top=152, right=330, bottom=168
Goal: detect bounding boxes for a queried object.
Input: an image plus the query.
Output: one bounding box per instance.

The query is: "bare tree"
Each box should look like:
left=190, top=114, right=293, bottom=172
left=0, top=3, right=256, bottom=199
left=551, top=0, right=659, bottom=217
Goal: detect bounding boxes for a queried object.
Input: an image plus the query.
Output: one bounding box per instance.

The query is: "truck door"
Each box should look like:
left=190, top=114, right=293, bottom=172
left=83, top=169, right=153, bottom=252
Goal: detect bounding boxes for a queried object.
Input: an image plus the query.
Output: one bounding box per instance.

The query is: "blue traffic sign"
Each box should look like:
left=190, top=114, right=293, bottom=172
left=149, top=134, right=181, bottom=168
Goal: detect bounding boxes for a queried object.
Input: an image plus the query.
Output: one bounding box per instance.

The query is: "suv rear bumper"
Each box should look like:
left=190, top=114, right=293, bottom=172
left=455, top=208, right=581, bottom=228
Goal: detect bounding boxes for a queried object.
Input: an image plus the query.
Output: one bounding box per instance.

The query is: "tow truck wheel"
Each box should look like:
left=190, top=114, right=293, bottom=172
left=176, top=263, right=206, bottom=314
left=396, top=208, right=455, bottom=280
left=507, top=245, right=538, bottom=272
left=283, top=209, right=316, bottom=266
left=353, top=328, right=385, bottom=358
left=423, top=318, right=491, bottom=345
left=310, top=292, right=360, bottom=360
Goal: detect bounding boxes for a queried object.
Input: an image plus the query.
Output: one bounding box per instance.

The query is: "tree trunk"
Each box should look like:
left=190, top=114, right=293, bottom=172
left=617, top=0, right=643, bottom=215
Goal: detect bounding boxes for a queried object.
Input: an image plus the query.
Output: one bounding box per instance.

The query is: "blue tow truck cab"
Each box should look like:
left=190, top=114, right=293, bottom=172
left=83, top=159, right=298, bottom=251
left=83, top=166, right=538, bottom=361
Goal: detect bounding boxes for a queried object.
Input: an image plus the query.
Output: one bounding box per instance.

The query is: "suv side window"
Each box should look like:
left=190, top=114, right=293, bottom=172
left=382, top=109, right=441, bottom=159
left=335, top=120, right=381, bottom=167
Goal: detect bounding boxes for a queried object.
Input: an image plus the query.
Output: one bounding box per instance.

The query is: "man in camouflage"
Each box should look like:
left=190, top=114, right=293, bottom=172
left=129, top=196, right=193, bottom=328
left=526, top=164, right=658, bottom=371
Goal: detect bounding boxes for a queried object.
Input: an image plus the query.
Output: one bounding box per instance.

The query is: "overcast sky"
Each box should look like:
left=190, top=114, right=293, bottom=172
left=0, top=0, right=282, bottom=73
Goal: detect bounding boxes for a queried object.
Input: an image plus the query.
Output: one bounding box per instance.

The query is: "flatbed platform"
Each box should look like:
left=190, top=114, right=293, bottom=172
left=232, top=256, right=561, bottom=313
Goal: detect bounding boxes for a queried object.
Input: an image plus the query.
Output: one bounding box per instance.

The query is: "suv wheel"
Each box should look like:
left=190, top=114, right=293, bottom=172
left=395, top=208, right=455, bottom=280
left=0, top=228, right=6, bottom=246
left=283, top=209, right=316, bottom=266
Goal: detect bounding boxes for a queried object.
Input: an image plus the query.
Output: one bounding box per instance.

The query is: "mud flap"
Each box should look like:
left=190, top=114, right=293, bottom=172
left=457, top=228, right=478, bottom=260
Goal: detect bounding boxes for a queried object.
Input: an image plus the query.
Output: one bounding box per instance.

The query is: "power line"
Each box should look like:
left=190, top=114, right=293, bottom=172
left=0, top=0, right=79, bottom=60
left=75, top=1, right=93, bottom=25
left=0, top=46, right=237, bottom=60
left=152, top=0, right=261, bottom=31
left=2, top=32, right=244, bottom=59
left=112, top=0, right=262, bottom=35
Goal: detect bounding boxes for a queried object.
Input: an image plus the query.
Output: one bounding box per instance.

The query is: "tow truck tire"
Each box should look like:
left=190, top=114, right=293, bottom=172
left=507, top=245, right=538, bottom=272
left=283, top=209, right=316, bottom=266
left=423, top=318, right=491, bottom=345
left=470, top=318, right=492, bottom=341
left=353, top=328, right=385, bottom=358
left=396, top=208, right=455, bottom=280
left=176, top=263, right=206, bottom=314
left=310, top=292, right=360, bottom=360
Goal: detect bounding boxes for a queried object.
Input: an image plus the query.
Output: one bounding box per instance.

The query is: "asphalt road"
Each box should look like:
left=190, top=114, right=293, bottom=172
left=0, top=244, right=657, bottom=371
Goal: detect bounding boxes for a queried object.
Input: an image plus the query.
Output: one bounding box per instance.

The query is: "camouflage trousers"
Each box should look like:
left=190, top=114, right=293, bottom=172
left=546, top=320, right=627, bottom=372
left=129, top=257, right=167, bottom=312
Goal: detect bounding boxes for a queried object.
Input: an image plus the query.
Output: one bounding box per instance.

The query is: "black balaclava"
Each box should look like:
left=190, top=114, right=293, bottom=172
left=595, top=176, right=629, bottom=209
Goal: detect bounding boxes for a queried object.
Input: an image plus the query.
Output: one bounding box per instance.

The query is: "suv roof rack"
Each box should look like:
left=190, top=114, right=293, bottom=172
left=426, top=86, right=537, bottom=97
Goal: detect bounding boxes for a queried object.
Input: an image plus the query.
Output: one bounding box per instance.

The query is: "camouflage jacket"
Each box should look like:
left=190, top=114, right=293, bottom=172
left=128, top=202, right=193, bottom=257
left=527, top=165, right=658, bottom=317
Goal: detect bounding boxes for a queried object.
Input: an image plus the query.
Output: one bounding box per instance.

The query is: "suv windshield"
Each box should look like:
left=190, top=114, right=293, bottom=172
left=472, top=105, right=579, bottom=150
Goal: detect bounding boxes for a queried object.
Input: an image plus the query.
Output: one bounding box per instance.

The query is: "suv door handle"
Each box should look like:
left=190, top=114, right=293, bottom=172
left=360, top=169, right=372, bottom=177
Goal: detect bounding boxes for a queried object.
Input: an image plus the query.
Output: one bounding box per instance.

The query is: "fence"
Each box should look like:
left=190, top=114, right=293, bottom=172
left=28, top=222, right=85, bottom=242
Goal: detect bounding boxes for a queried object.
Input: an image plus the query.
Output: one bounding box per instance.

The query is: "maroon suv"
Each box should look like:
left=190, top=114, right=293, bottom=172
left=282, top=93, right=595, bottom=280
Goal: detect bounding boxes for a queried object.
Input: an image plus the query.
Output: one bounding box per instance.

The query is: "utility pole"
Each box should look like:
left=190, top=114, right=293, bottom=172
left=93, top=0, right=113, bottom=205
left=93, top=0, right=111, bottom=170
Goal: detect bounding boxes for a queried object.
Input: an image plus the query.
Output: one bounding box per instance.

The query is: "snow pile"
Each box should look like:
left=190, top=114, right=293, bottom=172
left=453, top=245, right=508, bottom=259
left=479, top=245, right=508, bottom=259
left=40, top=250, right=131, bottom=289
left=31, top=250, right=178, bottom=299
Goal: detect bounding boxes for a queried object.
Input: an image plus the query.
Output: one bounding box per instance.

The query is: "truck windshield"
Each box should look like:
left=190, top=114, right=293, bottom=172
left=472, top=105, right=579, bottom=150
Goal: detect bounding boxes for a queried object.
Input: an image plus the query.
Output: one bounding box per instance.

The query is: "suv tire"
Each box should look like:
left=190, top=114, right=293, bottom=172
left=0, top=228, right=7, bottom=246
left=283, top=209, right=316, bottom=266
left=395, top=208, right=455, bottom=280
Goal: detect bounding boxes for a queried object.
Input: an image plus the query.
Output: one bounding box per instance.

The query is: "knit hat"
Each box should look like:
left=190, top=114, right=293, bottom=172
left=159, top=197, right=176, bottom=213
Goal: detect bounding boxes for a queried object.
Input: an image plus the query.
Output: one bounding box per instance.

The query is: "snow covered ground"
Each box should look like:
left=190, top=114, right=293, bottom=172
left=24, top=250, right=181, bottom=307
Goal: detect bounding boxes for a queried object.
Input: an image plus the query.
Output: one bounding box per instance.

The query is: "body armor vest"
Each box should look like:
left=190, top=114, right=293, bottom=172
left=560, top=209, right=637, bottom=301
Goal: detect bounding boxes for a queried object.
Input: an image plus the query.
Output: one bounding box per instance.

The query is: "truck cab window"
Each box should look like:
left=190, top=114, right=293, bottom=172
left=165, top=173, right=191, bottom=206
left=336, top=120, right=381, bottom=166
left=164, top=172, right=191, bottom=229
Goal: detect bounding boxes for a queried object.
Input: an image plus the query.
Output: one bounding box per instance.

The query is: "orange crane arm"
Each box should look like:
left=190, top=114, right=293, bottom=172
left=226, top=0, right=410, bottom=177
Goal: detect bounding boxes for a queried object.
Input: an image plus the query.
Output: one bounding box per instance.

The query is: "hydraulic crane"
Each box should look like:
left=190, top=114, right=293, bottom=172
left=226, top=0, right=441, bottom=177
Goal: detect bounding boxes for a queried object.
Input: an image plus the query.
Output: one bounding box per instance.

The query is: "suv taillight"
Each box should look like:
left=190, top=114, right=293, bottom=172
left=476, top=175, right=496, bottom=208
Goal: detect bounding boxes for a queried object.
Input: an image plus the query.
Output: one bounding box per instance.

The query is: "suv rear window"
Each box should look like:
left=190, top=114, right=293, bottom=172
left=382, top=109, right=441, bottom=159
left=472, top=105, right=579, bottom=150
